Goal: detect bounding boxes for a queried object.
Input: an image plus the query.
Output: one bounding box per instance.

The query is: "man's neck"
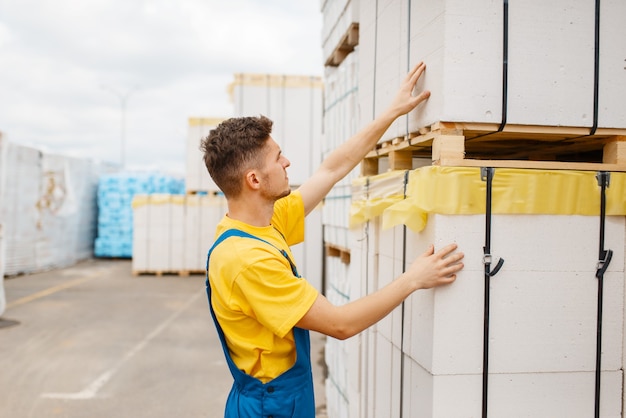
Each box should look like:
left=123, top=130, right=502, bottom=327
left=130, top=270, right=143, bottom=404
left=226, top=196, right=275, bottom=227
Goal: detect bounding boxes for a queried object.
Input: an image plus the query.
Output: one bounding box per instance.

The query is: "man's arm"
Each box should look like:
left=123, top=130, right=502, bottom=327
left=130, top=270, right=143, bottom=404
left=296, top=243, right=464, bottom=340
left=297, top=62, right=430, bottom=215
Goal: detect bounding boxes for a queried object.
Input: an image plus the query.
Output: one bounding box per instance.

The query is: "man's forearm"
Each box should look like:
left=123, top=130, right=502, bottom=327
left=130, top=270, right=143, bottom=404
left=320, top=62, right=430, bottom=182
left=297, top=63, right=429, bottom=214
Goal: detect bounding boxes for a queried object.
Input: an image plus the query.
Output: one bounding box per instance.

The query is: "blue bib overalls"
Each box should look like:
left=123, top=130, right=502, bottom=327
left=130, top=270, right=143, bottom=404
left=206, top=229, right=316, bottom=418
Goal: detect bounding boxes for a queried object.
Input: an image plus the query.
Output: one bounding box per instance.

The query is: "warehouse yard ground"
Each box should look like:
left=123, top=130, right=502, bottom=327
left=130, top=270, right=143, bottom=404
left=0, top=259, right=328, bottom=418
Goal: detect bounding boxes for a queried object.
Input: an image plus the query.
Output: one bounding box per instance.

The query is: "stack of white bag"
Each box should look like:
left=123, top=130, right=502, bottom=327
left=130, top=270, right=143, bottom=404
left=0, top=134, right=103, bottom=277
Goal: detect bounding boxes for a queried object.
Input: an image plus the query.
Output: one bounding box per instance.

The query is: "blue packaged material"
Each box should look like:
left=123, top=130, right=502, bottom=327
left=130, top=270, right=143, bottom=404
left=94, top=172, right=184, bottom=258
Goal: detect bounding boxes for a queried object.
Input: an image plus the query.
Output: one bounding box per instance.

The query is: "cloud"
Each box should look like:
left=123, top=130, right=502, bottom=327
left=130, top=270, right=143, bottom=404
left=0, top=0, right=323, bottom=174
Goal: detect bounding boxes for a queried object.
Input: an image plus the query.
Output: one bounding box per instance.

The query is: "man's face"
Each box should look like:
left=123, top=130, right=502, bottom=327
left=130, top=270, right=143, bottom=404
left=258, top=136, right=291, bottom=200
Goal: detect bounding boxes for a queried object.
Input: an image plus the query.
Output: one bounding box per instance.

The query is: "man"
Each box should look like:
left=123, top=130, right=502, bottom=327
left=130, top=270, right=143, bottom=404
left=201, top=62, right=464, bottom=417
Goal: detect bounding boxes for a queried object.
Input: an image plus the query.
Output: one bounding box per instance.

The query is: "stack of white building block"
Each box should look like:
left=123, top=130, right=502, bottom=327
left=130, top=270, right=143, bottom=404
left=321, top=0, right=359, bottom=67
left=0, top=134, right=4, bottom=312
left=229, top=73, right=324, bottom=187
left=401, top=213, right=623, bottom=417
left=131, top=117, right=226, bottom=275
left=185, top=117, right=222, bottom=194
left=322, top=49, right=360, bottom=252
left=320, top=13, right=365, bottom=414
left=0, top=224, right=5, bottom=316
left=0, top=135, right=103, bottom=277
left=320, top=1, right=626, bottom=417
left=357, top=0, right=626, bottom=144
left=132, top=193, right=227, bottom=275
left=184, top=193, right=227, bottom=273
left=341, top=169, right=626, bottom=417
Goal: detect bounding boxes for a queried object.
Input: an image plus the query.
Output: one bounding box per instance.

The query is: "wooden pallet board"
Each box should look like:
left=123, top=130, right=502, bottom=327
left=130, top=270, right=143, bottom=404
left=325, top=243, right=351, bottom=264
left=132, top=270, right=205, bottom=277
left=325, top=23, right=359, bottom=67
left=363, top=122, right=626, bottom=174
left=186, top=190, right=220, bottom=195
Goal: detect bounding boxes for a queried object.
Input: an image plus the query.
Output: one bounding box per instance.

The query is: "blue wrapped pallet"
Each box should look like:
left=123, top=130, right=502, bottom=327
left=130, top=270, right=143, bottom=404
left=94, top=172, right=184, bottom=258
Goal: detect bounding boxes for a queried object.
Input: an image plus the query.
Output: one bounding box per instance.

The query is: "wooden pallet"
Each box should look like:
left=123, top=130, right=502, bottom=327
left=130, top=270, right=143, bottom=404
left=362, top=122, right=626, bottom=175
left=132, top=270, right=205, bottom=277
left=325, top=243, right=351, bottom=264
left=325, top=23, right=359, bottom=67
left=186, top=190, right=213, bottom=195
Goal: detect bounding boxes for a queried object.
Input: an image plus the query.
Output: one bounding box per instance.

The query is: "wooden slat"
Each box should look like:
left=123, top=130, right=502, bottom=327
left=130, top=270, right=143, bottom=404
left=132, top=270, right=198, bottom=277
left=389, top=150, right=413, bottom=170
left=363, top=121, right=626, bottom=173
left=361, top=157, right=379, bottom=176
left=326, top=243, right=351, bottom=265
left=432, top=135, right=465, bottom=161
left=603, top=136, right=626, bottom=164
left=325, top=23, right=359, bottom=67
left=436, top=158, right=626, bottom=172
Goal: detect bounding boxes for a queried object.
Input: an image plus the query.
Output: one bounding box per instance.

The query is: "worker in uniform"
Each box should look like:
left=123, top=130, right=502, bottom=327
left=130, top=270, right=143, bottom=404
left=201, top=62, right=464, bottom=417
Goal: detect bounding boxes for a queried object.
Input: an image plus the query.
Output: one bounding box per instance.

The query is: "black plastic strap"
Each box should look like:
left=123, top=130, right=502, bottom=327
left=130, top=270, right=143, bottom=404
left=466, top=0, right=508, bottom=144
left=594, top=171, right=612, bottom=418
left=480, top=167, right=505, bottom=418
left=596, top=249, right=613, bottom=279
left=400, top=168, right=410, bottom=418
left=590, top=0, right=601, bottom=136
left=497, top=0, right=509, bottom=134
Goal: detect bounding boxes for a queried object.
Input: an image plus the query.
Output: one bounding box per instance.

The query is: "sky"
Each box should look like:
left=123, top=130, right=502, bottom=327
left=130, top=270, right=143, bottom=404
left=0, top=0, right=324, bottom=175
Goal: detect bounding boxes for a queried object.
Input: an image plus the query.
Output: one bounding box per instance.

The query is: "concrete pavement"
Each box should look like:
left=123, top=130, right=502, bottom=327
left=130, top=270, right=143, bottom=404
left=0, top=259, right=328, bottom=417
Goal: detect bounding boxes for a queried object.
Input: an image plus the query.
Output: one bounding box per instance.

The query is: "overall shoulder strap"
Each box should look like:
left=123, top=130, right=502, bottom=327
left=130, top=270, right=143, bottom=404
left=205, top=229, right=275, bottom=269
left=207, top=228, right=299, bottom=277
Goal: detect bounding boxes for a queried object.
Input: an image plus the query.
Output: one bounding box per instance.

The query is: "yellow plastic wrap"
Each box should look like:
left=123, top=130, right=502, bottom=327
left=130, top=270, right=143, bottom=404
left=171, top=195, right=185, bottom=205
left=349, top=170, right=408, bottom=228
left=131, top=194, right=149, bottom=208
left=348, top=166, right=626, bottom=233
left=148, top=194, right=172, bottom=205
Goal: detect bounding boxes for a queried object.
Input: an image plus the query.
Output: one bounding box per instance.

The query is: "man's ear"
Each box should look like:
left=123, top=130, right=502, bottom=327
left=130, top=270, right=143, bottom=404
left=244, top=170, right=261, bottom=190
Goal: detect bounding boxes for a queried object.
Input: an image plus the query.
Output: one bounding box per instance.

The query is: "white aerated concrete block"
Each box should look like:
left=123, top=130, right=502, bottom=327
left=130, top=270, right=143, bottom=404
left=372, top=334, right=402, bottom=418
left=185, top=118, right=221, bottom=193
left=230, top=74, right=323, bottom=187
left=0, top=224, right=5, bottom=316
left=402, top=358, right=435, bottom=418
left=184, top=194, right=227, bottom=272
left=364, top=327, right=376, bottom=415
left=132, top=196, right=150, bottom=272
left=322, top=185, right=353, bottom=249
left=134, top=194, right=228, bottom=273
left=403, top=214, right=624, bottom=375
left=321, top=0, right=359, bottom=64
left=291, top=204, right=323, bottom=292
left=199, top=194, right=227, bottom=262
left=403, top=356, right=622, bottom=417
left=147, top=195, right=171, bottom=272
left=183, top=195, right=202, bottom=272
left=169, top=196, right=185, bottom=272
left=357, top=0, right=626, bottom=135
left=322, top=48, right=359, bottom=171
left=332, top=210, right=625, bottom=417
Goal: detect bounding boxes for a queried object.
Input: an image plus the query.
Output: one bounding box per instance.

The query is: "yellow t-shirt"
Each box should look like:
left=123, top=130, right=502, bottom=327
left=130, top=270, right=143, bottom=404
left=208, top=191, right=319, bottom=383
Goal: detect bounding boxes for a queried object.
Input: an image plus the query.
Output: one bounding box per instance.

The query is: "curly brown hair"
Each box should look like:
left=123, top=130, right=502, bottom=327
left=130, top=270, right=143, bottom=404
left=200, top=115, right=274, bottom=197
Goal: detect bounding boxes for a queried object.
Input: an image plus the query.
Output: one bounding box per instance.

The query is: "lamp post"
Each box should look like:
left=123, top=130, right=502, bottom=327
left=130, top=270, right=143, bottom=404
left=102, top=85, right=138, bottom=168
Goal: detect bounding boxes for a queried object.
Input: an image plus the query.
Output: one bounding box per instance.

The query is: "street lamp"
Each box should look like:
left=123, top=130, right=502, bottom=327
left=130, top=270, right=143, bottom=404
left=102, top=85, right=138, bottom=168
